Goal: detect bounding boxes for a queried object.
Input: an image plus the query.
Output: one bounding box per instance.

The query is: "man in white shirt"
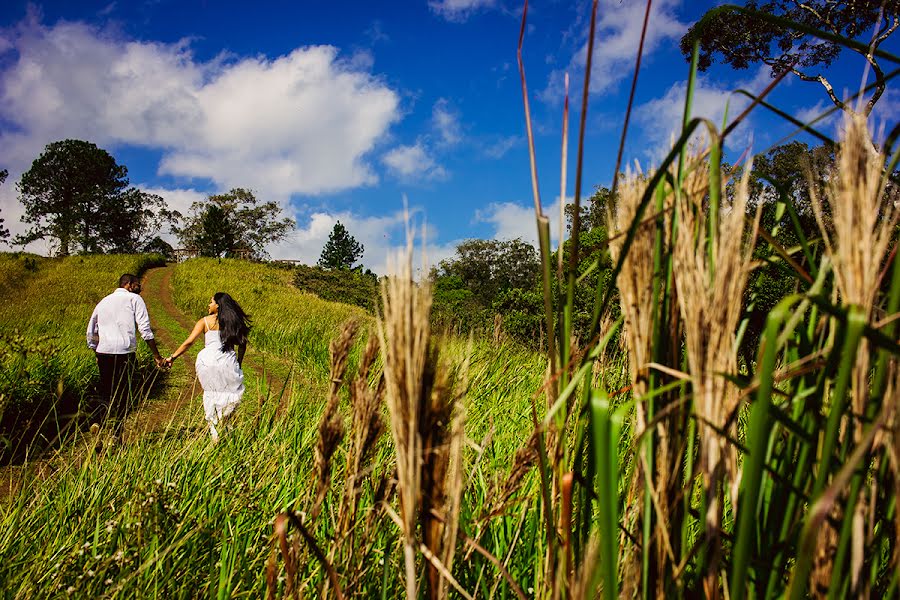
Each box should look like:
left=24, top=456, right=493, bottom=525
left=86, top=273, right=165, bottom=426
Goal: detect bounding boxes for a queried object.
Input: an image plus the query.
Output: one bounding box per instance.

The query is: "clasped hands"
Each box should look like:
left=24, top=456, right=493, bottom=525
left=155, top=356, right=176, bottom=369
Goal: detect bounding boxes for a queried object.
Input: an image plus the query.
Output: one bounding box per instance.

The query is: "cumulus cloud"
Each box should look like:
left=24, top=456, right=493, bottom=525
left=270, top=206, right=457, bottom=275
left=431, top=98, right=462, bottom=147
left=544, top=0, right=687, bottom=101
left=382, top=142, right=447, bottom=181
left=633, top=66, right=773, bottom=165
left=0, top=15, right=402, bottom=245
left=475, top=196, right=565, bottom=247
left=428, top=0, right=498, bottom=22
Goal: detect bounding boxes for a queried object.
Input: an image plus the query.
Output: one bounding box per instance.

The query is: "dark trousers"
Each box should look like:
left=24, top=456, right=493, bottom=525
left=95, top=352, right=136, bottom=426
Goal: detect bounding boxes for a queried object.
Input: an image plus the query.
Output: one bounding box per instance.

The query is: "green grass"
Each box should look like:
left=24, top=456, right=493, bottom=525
left=0, top=253, right=165, bottom=461
left=0, top=256, right=552, bottom=596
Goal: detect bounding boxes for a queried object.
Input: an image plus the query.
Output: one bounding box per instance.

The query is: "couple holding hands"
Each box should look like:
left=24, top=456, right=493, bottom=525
left=86, top=274, right=251, bottom=442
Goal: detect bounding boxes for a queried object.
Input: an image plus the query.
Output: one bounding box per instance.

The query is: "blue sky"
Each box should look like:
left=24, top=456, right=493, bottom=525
left=1, top=1, right=898, bottom=272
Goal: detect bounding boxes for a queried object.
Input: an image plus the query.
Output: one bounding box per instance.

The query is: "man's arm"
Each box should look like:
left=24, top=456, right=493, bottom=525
left=86, top=309, right=99, bottom=350
left=133, top=296, right=163, bottom=364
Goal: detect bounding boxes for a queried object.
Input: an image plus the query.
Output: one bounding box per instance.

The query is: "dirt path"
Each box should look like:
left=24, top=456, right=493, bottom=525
left=125, top=265, right=289, bottom=438
left=121, top=266, right=198, bottom=439
left=1, top=264, right=291, bottom=498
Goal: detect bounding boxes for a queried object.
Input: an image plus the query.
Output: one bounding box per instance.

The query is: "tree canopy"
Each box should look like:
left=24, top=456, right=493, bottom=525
left=436, top=238, right=540, bottom=304
left=173, top=188, right=295, bottom=259
left=681, top=1, right=899, bottom=114
left=318, top=221, right=364, bottom=269
left=15, top=140, right=177, bottom=255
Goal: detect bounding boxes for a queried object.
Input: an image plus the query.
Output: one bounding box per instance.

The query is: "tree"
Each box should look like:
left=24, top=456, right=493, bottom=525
left=142, top=236, right=176, bottom=260
left=101, top=189, right=181, bottom=254
left=17, top=140, right=129, bottom=255
left=565, top=185, right=617, bottom=233
left=0, top=169, right=9, bottom=244
left=318, top=221, right=364, bottom=269
left=436, top=238, right=540, bottom=305
left=173, top=188, right=295, bottom=259
left=681, top=1, right=899, bottom=115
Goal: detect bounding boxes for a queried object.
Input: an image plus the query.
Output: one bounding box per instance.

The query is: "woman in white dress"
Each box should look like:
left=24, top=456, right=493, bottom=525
left=166, top=292, right=251, bottom=441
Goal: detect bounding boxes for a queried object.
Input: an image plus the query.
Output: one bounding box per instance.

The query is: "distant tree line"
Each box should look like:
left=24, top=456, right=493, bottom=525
left=426, top=137, right=900, bottom=351
left=4, top=139, right=295, bottom=260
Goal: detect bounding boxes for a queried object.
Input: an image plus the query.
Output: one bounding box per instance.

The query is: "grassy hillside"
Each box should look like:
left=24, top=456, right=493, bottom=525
left=0, top=256, right=550, bottom=596
left=0, top=253, right=165, bottom=461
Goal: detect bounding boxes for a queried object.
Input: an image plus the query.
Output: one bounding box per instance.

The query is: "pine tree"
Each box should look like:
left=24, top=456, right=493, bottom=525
left=318, top=221, right=364, bottom=270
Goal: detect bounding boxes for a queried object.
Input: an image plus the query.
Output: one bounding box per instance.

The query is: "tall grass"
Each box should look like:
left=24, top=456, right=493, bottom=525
left=0, top=253, right=165, bottom=461
left=508, top=3, right=900, bottom=598
left=172, top=259, right=368, bottom=376
left=3, top=3, right=900, bottom=598
left=0, top=252, right=550, bottom=596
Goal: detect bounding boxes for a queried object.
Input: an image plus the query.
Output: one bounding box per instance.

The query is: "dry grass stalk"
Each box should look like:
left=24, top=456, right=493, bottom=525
left=336, top=335, right=384, bottom=545
left=377, top=232, right=468, bottom=600
left=884, top=360, right=900, bottom=577
left=334, top=332, right=387, bottom=561
left=810, top=114, right=900, bottom=592
left=673, top=152, right=759, bottom=598
left=310, top=320, right=359, bottom=524
left=608, top=166, right=676, bottom=591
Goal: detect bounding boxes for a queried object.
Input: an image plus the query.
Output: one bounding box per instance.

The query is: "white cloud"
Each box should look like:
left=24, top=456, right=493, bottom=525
left=270, top=206, right=457, bottom=275
left=138, top=186, right=208, bottom=217
left=544, top=0, right=687, bottom=101
left=482, top=134, right=521, bottom=158
left=633, top=67, right=773, bottom=165
left=0, top=16, right=402, bottom=245
left=794, top=100, right=841, bottom=136
left=428, top=0, right=497, bottom=22
left=432, top=98, right=462, bottom=147
left=382, top=142, right=447, bottom=181
left=475, top=196, right=565, bottom=247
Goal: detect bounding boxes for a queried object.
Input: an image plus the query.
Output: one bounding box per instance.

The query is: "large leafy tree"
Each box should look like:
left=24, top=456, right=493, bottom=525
left=14, top=140, right=176, bottom=254
left=0, top=169, right=9, bottom=244
left=318, top=221, right=364, bottom=269
left=101, top=188, right=180, bottom=254
left=17, top=140, right=131, bottom=255
left=681, top=1, right=899, bottom=115
left=436, top=238, right=540, bottom=304
left=174, top=188, right=295, bottom=259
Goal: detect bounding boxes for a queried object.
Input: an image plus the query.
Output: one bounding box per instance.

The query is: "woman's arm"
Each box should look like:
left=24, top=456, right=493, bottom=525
left=236, top=342, right=246, bottom=367
left=167, top=319, right=205, bottom=363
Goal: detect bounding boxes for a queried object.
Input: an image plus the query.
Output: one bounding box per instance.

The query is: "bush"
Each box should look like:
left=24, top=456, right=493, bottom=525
left=292, top=264, right=379, bottom=312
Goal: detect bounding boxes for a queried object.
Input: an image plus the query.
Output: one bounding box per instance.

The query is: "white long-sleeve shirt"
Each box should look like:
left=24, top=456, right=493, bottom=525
left=86, top=288, right=155, bottom=354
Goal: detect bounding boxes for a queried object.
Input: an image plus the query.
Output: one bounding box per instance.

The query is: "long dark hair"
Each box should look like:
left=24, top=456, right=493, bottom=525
left=213, top=292, right=251, bottom=353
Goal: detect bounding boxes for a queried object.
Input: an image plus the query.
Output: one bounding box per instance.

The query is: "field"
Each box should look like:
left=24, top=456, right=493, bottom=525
left=0, top=256, right=549, bottom=597
left=0, top=253, right=165, bottom=462
left=1, top=6, right=900, bottom=599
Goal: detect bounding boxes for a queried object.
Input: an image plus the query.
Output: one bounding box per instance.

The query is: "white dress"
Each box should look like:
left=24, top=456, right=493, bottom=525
left=195, top=319, right=244, bottom=432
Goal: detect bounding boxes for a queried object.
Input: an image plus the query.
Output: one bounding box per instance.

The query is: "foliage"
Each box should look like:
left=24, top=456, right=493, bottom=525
left=141, top=236, right=175, bottom=260
left=681, top=1, right=899, bottom=114
left=492, top=286, right=544, bottom=345
left=173, top=188, right=294, bottom=260
left=318, top=221, right=364, bottom=269
left=0, top=169, right=8, bottom=244
left=436, top=238, right=539, bottom=304
left=15, top=140, right=176, bottom=255
left=293, top=263, right=379, bottom=312
left=565, top=185, right=616, bottom=232
left=102, top=189, right=179, bottom=254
